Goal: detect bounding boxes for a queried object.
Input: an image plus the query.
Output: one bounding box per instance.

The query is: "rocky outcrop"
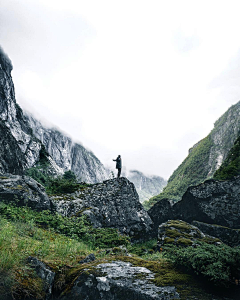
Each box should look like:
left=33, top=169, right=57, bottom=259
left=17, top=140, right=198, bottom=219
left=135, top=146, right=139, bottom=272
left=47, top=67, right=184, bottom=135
left=158, top=220, right=221, bottom=248
left=192, top=221, right=240, bottom=247
left=125, top=170, right=167, bottom=203
left=0, top=174, right=52, bottom=211
left=0, top=119, right=27, bottom=174
left=148, top=198, right=173, bottom=235
left=60, top=260, right=179, bottom=300
left=174, top=176, right=240, bottom=228
left=149, top=176, right=240, bottom=242
left=25, top=113, right=108, bottom=183
left=52, top=177, right=153, bottom=240
left=27, top=256, right=55, bottom=299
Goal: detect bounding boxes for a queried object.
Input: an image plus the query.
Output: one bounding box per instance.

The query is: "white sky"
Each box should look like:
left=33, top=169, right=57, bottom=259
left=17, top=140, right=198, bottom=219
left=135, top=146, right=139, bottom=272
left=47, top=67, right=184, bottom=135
left=1, top=0, right=240, bottom=179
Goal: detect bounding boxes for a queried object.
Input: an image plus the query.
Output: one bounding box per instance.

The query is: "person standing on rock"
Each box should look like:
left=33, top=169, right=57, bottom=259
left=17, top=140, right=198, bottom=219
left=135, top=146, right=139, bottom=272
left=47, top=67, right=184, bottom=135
left=113, top=155, right=122, bottom=178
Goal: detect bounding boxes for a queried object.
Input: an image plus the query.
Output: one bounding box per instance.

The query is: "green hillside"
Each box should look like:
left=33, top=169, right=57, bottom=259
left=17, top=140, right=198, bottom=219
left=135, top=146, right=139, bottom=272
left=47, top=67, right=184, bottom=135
left=144, top=102, right=240, bottom=209
left=214, top=135, right=240, bottom=180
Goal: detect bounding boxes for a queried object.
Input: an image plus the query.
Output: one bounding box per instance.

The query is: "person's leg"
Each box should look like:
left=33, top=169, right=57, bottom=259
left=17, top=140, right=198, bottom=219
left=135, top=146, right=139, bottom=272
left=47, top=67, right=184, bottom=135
left=117, top=168, right=121, bottom=178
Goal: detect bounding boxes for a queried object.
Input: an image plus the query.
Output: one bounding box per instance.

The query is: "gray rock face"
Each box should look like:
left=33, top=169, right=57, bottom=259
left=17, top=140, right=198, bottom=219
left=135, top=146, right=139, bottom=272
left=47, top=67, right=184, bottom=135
left=126, top=170, right=167, bottom=203
left=25, top=113, right=108, bottom=183
left=0, top=46, right=108, bottom=183
left=148, top=199, right=174, bottom=235
left=60, top=260, right=179, bottom=300
left=149, top=176, right=240, bottom=239
left=192, top=221, right=240, bottom=247
left=52, top=177, right=153, bottom=240
left=27, top=256, right=55, bottom=299
left=174, top=176, right=240, bottom=228
left=0, top=174, right=52, bottom=211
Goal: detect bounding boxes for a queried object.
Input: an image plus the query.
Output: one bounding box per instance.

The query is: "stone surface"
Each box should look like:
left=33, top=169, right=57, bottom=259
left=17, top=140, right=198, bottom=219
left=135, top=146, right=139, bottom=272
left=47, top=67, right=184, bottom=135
left=79, top=253, right=96, bottom=264
left=150, top=176, right=240, bottom=236
left=158, top=220, right=221, bottom=248
left=174, top=176, right=240, bottom=228
left=192, top=221, right=240, bottom=247
left=0, top=174, right=52, bottom=211
left=60, top=260, right=179, bottom=300
left=148, top=198, right=174, bottom=235
left=27, top=256, right=55, bottom=299
left=52, top=177, right=153, bottom=240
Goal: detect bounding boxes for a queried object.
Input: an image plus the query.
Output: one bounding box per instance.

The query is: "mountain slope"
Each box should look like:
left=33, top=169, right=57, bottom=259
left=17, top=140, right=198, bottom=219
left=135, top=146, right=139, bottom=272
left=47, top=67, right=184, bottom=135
left=25, top=113, right=108, bottom=183
left=0, top=46, right=108, bottom=183
left=213, top=135, right=240, bottom=180
left=126, top=170, right=167, bottom=203
left=146, top=101, right=240, bottom=207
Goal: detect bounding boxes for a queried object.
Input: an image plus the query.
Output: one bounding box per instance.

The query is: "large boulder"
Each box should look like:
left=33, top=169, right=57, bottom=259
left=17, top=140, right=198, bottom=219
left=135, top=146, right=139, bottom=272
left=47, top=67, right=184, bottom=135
left=157, top=220, right=221, bottom=248
left=150, top=176, right=240, bottom=235
left=0, top=174, right=52, bottom=211
left=52, top=178, right=153, bottom=241
left=174, top=176, right=240, bottom=228
left=192, top=221, right=240, bottom=247
left=148, top=198, right=173, bottom=235
left=60, top=260, right=180, bottom=300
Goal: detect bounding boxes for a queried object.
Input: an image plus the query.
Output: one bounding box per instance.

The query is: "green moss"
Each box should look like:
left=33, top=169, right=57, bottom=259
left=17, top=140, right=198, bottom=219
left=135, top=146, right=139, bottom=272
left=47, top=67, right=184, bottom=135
left=165, top=229, right=181, bottom=239
left=167, top=220, right=192, bottom=231
left=0, top=176, right=9, bottom=179
left=176, top=238, right=193, bottom=246
left=164, top=237, right=175, bottom=244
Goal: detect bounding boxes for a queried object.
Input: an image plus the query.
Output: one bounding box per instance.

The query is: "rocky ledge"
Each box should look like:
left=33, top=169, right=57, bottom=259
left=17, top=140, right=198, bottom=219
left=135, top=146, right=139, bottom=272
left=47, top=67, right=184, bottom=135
left=0, top=174, right=52, bottom=211
left=149, top=176, right=240, bottom=243
left=59, top=260, right=179, bottom=300
left=52, top=177, right=153, bottom=241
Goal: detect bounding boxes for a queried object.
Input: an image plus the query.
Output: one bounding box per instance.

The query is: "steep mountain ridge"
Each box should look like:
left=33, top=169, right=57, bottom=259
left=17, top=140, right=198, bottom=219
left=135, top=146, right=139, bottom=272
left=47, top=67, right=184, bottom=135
left=146, top=101, right=240, bottom=207
left=0, top=46, right=108, bottom=183
left=125, top=170, right=167, bottom=203
left=25, top=113, right=108, bottom=183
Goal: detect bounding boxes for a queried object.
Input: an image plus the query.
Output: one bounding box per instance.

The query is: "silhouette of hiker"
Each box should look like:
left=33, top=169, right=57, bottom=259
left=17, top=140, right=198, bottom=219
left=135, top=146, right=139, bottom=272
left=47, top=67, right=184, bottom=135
left=113, top=155, right=122, bottom=178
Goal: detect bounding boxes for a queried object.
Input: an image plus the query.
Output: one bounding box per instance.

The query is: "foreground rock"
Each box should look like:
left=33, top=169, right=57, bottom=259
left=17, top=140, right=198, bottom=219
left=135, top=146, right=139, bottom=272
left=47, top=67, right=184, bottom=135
left=149, top=176, right=240, bottom=241
left=60, top=260, right=179, bottom=300
left=52, top=178, right=153, bottom=240
left=158, top=220, right=221, bottom=248
left=0, top=174, right=52, bottom=210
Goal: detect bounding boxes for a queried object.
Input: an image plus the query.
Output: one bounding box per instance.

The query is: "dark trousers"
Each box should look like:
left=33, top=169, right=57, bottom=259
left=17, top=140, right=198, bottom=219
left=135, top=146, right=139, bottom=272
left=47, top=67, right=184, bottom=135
left=117, top=168, right=121, bottom=178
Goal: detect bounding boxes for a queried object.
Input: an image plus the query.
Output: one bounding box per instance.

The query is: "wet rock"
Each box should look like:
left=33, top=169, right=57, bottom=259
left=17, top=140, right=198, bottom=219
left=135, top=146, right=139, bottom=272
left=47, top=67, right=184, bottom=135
left=0, top=174, right=52, bottom=211
left=158, top=220, right=221, bottom=248
left=52, top=178, right=153, bottom=241
left=79, top=253, right=96, bottom=264
left=192, top=221, right=240, bottom=247
left=60, top=260, right=179, bottom=300
left=27, top=256, right=55, bottom=299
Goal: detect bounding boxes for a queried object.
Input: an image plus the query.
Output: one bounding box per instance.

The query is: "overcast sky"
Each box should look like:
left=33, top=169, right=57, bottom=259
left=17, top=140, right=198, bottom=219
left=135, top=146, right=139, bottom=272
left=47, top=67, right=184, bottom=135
left=1, top=0, right=240, bottom=179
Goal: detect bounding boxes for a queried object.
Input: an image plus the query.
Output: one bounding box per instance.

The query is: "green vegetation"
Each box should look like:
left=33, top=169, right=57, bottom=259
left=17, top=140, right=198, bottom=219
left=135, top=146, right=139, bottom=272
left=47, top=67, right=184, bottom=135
left=145, top=135, right=213, bottom=208
left=25, top=168, right=91, bottom=195
left=214, top=136, right=240, bottom=180
left=144, top=102, right=240, bottom=209
left=0, top=203, right=130, bottom=249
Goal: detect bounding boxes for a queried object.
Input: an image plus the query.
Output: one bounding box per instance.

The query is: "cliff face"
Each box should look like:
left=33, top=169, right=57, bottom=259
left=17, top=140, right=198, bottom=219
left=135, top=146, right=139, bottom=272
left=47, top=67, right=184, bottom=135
left=147, top=101, right=240, bottom=205
left=0, top=47, right=42, bottom=172
left=126, top=170, right=167, bottom=203
left=25, top=113, right=108, bottom=183
left=0, top=47, right=108, bottom=183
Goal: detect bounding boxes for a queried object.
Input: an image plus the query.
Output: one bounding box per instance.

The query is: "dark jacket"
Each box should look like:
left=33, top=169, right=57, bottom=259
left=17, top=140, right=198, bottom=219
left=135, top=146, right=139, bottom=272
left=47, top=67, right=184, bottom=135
left=114, top=156, right=122, bottom=169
